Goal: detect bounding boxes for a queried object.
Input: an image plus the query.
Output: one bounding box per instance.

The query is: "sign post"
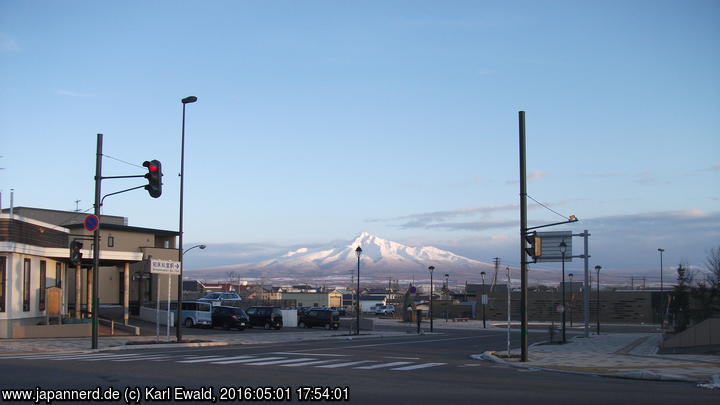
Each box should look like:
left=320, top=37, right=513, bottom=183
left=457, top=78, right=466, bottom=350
left=150, top=259, right=180, bottom=343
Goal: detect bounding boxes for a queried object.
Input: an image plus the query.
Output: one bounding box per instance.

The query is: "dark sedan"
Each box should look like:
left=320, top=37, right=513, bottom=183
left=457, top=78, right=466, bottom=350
left=298, top=309, right=340, bottom=330
left=211, top=306, right=249, bottom=331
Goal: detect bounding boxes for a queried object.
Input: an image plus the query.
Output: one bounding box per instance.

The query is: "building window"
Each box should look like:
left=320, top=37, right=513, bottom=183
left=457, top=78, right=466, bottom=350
left=163, top=240, right=169, bottom=249
left=23, top=259, right=31, bottom=311
left=107, top=235, right=114, bottom=247
left=55, top=262, right=62, bottom=288
left=39, top=261, right=46, bottom=311
left=0, top=256, right=6, bottom=312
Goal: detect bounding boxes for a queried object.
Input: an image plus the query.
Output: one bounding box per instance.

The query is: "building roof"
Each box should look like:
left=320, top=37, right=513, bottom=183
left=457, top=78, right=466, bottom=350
left=65, top=222, right=178, bottom=236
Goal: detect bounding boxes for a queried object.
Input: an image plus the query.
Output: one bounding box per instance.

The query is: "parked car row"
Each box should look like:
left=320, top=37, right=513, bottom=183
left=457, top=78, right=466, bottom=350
left=176, top=303, right=283, bottom=331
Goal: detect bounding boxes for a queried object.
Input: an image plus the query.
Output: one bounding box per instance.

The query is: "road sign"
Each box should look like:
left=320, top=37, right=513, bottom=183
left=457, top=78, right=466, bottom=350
left=481, top=294, right=488, bottom=305
left=83, top=214, right=99, bottom=232
left=150, top=259, right=180, bottom=275
left=536, top=231, right=573, bottom=262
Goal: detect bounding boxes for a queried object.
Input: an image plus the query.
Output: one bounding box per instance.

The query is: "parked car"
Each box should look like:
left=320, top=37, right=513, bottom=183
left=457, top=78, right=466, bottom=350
left=329, top=307, right=346, bottom=316
left=375, top=305, right=395, bottom=316
left=298, top=309, right=340, bottom=330
left=198, top=292, right=242, bottom=306
left=170, top=300, right=213, bottom=327
left=211, top=306, right=249, bottom=330
left=245, top=306, right=283, bottom=330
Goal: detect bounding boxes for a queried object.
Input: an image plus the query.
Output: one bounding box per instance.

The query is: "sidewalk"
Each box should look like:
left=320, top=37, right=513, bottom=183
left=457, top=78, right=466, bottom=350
left=474, top=332, right=720, bottom=385
left=0, top=329, right=408, bottom=355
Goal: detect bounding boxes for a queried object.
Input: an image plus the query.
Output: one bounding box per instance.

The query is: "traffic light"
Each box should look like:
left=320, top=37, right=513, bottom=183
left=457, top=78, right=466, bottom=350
left=143, top=160, right=162, bottom=198
left=524, top=231, right=542, bottom=262
left=69, top=240, right=83, bottom=265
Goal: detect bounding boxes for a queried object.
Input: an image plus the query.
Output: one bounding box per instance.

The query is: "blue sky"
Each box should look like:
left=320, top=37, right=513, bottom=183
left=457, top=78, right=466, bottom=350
left=1, top=1, right=718, bottom=281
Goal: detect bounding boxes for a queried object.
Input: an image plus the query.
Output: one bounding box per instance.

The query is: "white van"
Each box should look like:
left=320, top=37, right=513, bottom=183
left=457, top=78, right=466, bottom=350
left=171, top=301, right=214, bottom=327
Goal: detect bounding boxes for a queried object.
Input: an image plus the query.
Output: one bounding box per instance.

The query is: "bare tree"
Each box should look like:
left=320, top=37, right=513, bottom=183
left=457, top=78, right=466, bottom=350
left=707, top=246, right=720, bottom=289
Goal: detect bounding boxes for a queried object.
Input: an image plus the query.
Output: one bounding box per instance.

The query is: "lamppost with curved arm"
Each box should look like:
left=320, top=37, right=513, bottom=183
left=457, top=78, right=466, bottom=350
left=658, top=248, right=665, bottom=326
left=595, top=265, right=601, bottom=335
left=568, top=273, right=574, bottom=327
left=183, top=244, right=206, bottom=255
left=481, top=271, right=487, bottom=328
left=428, top=266, right=435, bottom=332
left=559, top=240, right=567, bottom=343
left=355, top=246, right=362, bottom=335
left=177, top=95, right=198, bottom=342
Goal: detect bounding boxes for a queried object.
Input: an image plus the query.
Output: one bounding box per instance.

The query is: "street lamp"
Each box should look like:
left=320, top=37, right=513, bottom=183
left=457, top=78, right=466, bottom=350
left=428, top=266, right=435, bottom=332
left=444, top=273, right=449, bottom=322
left=595, top=265, right=601, bottom=335
left=183, top=244, right=206, bottom=255
left=658, top=248, right=665, bottom=327
left=568, top=273, right=574, bottom=327
left=480, top=271, right=487, bottom=328
left=559, top=240, right=567, bottom=343
left=177, top=95, right=198, bottom=342
left=355, top=246, right=362, bottom=335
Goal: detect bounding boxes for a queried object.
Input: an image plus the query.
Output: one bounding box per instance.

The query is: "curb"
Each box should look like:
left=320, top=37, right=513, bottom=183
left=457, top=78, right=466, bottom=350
left=473, top=351, right=703, bottom=383
left=102, top=341, right=230, bottom=351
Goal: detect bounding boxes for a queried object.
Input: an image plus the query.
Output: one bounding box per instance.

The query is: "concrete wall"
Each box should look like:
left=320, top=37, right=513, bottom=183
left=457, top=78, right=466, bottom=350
left=12, top=323, right=91, bottom=338
left=473, top=290, right=655, bottom=323
left=662, top=318, right=720, bottom=349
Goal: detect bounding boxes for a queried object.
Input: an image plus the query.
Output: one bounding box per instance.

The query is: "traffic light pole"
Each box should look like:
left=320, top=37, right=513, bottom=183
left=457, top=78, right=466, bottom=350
left=519, top=111, right=529, bottom=362
left=92, top=133, right=103, bottom=349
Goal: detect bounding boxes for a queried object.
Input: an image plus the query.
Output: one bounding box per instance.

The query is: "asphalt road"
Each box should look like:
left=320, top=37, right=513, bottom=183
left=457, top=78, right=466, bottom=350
left=0, top=328, right=716, bottom=404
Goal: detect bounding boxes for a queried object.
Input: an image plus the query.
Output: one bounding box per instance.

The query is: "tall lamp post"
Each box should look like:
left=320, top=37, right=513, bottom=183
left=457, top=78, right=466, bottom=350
left=177, top=95, right=197, bottom=342
left=559, top=240, right=567, bottom=343
left=355, top=246, right=362, bottom=335
left=480, top=271, right=487, bottom=328
left=568, top=273, right=574, bottom=327
left=595, top=265, right=601, bottom=335
left=657, top=248, right=664, bottom=327
left=444, top=273, right=449, bottom=322
left=428, top=266, right=435, bottom=332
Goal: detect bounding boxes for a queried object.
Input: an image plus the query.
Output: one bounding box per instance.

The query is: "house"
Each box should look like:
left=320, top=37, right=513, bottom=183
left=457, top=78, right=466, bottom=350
left=359, top=295, right=387, bottom=312
left=0, top=207, right=178, bottom=338
left=280, top=290, right=343, bottom=308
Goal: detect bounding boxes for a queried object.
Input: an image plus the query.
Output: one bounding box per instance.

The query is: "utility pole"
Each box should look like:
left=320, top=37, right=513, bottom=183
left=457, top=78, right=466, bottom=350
left=519, top=111, right=529, bottom=362
left=91, top=134, right=102, bottom=349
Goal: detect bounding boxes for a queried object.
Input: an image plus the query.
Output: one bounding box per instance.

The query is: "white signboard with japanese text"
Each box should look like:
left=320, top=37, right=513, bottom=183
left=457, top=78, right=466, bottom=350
left=150, top=259, right=180, bottom=275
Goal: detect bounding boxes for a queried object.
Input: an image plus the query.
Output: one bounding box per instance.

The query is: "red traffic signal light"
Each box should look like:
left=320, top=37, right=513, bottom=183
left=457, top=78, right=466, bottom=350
left=143, top=159, right=162, bottom=198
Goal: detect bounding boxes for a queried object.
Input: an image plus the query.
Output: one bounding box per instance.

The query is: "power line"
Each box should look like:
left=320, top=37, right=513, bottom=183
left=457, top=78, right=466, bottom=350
left=103, top=154, right=143, bottom=169
left=527, top=194, right=570, bottom=221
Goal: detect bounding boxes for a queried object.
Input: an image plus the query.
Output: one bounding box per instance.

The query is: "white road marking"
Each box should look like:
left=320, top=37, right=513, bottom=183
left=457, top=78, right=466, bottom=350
left=280, top=359, right=342, bottom=367
left=112, top=355, right=174, bottom=362
left=247, top=358, right=315, bottom=366
left=316, top=360, right=376, bottom=368
left=390, top=362, right=446, bottom=370
left=211, top=356, right=285, bottom=365
left=354, top=361, right=413, bottom=369
left=178, top=355, right=251, bottom=363
left=78, top=354, right=145, bottom=361
left=271, top=352, right=349, bottom=357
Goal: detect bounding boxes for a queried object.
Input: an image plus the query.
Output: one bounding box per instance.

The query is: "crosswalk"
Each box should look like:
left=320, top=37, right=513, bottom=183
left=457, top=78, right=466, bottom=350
left=0, top=352, right=447, bottom=372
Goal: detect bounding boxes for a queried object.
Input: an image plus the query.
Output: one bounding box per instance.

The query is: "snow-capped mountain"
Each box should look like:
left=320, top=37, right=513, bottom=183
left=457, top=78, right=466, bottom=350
left=186, top=232, right=495, bottom=283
